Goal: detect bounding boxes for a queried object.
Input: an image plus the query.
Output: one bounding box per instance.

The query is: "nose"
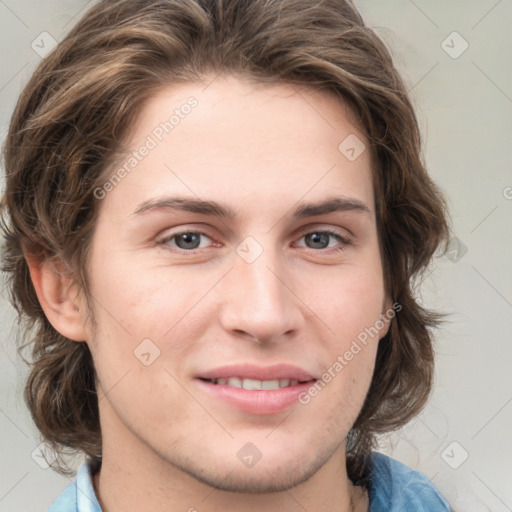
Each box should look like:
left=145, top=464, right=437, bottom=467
left=217, top=244, right=304, bottom=344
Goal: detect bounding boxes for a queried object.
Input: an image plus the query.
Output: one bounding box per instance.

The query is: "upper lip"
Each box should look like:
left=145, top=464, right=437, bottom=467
left=197, top=363, right=317, bottom=382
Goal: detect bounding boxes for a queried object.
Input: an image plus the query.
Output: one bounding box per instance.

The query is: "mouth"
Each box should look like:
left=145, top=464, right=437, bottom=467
left=199, top=377, right=313, bottom=390
left=196, top=364, right=318, bottom=415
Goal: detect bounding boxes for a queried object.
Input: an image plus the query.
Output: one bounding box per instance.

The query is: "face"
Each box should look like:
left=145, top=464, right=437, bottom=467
left=82, top=75, right=390, bottom=492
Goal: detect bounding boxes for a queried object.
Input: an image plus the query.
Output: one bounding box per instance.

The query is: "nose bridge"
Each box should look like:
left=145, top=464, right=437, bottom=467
left=219, top=238, right=301, bottom=342
left=242, top=247, right=286, bottom=309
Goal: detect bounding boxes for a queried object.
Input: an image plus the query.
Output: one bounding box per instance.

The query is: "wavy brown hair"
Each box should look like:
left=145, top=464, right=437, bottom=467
left=1, top=0, right=451, bottom=483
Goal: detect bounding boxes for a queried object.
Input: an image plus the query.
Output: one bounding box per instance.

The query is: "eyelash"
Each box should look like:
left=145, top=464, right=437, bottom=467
left=157, top=229, right=352, bottom=254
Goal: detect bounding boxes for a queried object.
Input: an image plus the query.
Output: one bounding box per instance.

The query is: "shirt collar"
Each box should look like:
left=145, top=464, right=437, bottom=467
left=75, top=458, right=103, bottom=512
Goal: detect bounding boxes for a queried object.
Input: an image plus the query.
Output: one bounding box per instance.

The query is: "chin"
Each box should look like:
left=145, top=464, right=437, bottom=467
left=166, top=444, right=336, bottom=494
left=181, top=462, right=320, bottom=494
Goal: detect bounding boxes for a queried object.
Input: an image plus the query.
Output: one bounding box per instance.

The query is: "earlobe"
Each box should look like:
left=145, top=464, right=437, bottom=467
left=25, top=254, right=88, bottom=342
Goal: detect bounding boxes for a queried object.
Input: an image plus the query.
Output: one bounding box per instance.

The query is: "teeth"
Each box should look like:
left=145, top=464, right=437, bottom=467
left=242, top=378, right=262, bottom=390
left=227, top=377, right=242, bottom=388
left=262, top=380, right=280, bottom=390
left=211, top=377, right=302, bottom=389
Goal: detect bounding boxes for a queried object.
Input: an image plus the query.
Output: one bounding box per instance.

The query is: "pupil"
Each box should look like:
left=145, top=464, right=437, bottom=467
left=178, top=233, right=199, bottom=249
left=307, top=233, right=328, bottom=249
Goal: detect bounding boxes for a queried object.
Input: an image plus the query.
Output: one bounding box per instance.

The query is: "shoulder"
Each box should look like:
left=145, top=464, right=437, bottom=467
left=47, top=458, right=102, bottom=512
left=368, top=452, right=452, bottom=512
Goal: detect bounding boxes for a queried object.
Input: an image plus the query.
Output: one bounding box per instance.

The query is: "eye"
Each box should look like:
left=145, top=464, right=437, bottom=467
left=295, top=230, right=351, bottom=252
left=159, top=231, right=214, bottom=251
left=157, top=228, right=351, bottom=253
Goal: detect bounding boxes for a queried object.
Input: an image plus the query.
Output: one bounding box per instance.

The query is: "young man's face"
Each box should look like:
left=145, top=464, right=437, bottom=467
left=82, top=76, right=390, bottom=492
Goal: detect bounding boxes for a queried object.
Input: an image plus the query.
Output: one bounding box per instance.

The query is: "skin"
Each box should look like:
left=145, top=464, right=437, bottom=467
left=30, top=75, right=391, bottom=512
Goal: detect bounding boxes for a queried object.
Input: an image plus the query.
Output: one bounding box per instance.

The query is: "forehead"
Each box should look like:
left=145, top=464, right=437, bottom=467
left=101, top=75, right=375, bottom=220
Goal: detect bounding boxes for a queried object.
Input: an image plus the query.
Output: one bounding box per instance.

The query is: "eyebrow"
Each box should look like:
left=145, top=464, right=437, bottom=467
left=132, top=195, right=373, bottom=219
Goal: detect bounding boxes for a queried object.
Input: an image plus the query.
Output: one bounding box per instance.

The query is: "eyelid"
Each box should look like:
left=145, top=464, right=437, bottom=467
left=157, top=229, right=215, bottom=248
left=294, top=223, right=353, bottom=243
left=293, top=228, right=352, bottom=250
left=157, top=223, right=353, bottom=253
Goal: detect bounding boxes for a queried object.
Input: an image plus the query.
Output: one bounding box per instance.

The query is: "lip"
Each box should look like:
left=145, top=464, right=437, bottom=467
left=195, top=363, right=317, bottom=415
left=197, top=363, right=317, bottom=382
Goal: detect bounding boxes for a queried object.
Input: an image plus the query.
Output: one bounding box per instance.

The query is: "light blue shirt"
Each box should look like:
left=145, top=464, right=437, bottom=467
left=48, top=452, right=452, bottom=511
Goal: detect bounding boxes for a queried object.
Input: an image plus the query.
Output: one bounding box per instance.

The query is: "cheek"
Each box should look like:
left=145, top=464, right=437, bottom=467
left=313, top=322, right=380, bottom=431
left=87, top=251, right=206, bottom=338
left=308, top=261, right=385, bottom=400
left=84, top=261, right=213, bottom=398
left=313, top=264, right=386, bottom=340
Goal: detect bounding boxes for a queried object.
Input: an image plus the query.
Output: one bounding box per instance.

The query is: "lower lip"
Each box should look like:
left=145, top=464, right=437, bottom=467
left=196, top=379, right=316, bottom=415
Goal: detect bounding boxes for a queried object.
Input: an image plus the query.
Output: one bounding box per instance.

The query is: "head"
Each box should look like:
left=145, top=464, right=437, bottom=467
left=1, top=0, right=450, bottom=488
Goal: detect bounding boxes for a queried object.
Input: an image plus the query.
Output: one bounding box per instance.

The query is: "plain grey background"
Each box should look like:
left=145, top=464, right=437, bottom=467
left=1, top=1, right=511, bottom=511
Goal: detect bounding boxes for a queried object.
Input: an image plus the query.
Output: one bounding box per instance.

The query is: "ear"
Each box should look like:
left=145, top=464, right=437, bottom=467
left=25, top=254, right=88, bottom=342
left=378, top=296, right=396, bottom=340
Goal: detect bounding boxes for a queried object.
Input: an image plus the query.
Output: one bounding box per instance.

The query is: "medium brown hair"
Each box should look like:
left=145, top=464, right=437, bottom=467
left=1, top=0, right=451, bottom=482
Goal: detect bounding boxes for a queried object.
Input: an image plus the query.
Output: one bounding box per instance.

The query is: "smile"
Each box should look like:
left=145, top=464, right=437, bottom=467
left=196, top=364, right=318, bottom=414
left=202, top=377, right=310, bottom=389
